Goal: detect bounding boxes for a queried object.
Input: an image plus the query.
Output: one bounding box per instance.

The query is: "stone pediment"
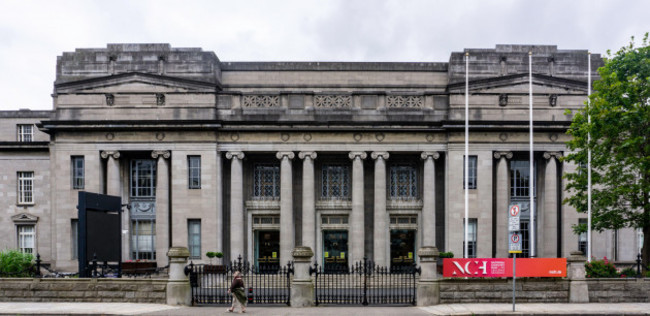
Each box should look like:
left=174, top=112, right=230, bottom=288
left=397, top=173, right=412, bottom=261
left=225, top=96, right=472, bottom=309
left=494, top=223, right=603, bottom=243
left=448, top=73, right=588, bottom=94
left=11, top=213, right=39, bottom=223
left=55, top=72, right=218, bottom=94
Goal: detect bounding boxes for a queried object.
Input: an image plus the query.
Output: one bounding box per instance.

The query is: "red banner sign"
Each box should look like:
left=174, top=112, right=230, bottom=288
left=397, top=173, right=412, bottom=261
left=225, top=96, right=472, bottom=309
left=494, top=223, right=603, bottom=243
left=442, top=258, right=566, bottom=278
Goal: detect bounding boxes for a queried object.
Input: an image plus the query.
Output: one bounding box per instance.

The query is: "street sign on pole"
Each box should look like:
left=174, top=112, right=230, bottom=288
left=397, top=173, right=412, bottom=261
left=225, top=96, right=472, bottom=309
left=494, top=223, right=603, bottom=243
left=509, top=232, right=522, bottom=253
left=508, top=204, right=521, bottom=232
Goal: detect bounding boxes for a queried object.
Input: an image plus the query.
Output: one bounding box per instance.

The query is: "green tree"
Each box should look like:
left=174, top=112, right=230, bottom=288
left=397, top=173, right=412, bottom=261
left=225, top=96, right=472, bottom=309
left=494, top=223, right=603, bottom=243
left=564, top=33, right=650, bottom=268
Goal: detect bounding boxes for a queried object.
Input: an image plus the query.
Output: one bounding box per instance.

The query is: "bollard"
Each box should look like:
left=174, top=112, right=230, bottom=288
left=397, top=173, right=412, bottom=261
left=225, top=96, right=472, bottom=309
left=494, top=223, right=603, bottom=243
left=416, top=246, right=440, bottom=306
left=166, top=247, right=191, bottom=306
left=568, top=250, right=589, bottom=303
left=290, top=246, right=314, bottom=307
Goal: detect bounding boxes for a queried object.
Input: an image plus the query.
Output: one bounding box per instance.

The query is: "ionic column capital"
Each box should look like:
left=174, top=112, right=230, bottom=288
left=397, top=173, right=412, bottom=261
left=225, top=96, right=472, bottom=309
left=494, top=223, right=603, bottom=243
left=420, top=151, right=440, bottom=160
left=348, top=151, right=367, bottom=160
left=276, top=151, right=295, bottom=160
left=543, top=151, right=563, bottom=160
left=226, top=151, right=245, bottom=160
left=371, top=152, right=389, bottom=160
left=493, top=151, right=513, bottom=159
left=298, top=151, right=317, bottom=160
left=100, top=151, right=120, bottom=159
left=151, top=150, right=170, bottom=159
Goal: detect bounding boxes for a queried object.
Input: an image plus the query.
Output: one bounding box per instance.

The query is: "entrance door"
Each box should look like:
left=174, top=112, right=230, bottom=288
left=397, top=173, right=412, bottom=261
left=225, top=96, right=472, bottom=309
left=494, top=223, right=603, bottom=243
left=390, top=229, right=416, bottom=269
left=322, top=230, right=348, bottom=272
left=255, top=230, right=280, bottom=271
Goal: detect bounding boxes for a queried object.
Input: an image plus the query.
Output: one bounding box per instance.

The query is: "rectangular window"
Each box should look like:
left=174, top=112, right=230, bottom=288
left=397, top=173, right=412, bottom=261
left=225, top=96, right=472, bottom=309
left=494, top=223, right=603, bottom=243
left=131, top=219, right=156, bottom=260
left=253, top=163, right=280, bottom=199
left=188, top=156, right=201, bottom=189
left=71, top=219, right=78, bottom=259
left=389, top=164, right=418, bottom=199
left=130, top=160, right=156, bottom=197
left=18, top=225, right=35, bottom=254
left=463, top=219, right=477, bottom=258
left=578, top=218, right=587, bottom=255
left=71, top=156, right=85, bottom=189
left=17, top=124, right=33, bottom=142
left=510, top=160, right=536, bottom=198
left=188, top=220, right=201, bottom=259
left=321, top=164, right=350, bottom=199
left=463, top=156, right=477, bottom=189
left=17, top=171, right=34, bottom=204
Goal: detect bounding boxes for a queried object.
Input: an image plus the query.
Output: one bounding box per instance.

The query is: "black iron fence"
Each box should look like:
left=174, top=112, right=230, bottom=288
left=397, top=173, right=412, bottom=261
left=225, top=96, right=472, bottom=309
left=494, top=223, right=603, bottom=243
left=311, top=257, right=420, bottom=306
left=187, top=256, right=293, bottom=306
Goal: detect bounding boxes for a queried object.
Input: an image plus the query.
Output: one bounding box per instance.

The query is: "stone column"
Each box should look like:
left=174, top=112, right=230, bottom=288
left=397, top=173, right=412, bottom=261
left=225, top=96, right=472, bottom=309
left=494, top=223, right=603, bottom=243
left=416, top=246, right=440, bottom=306
left=349, top=152, right=367, bottom=264
left=166, top=247, right=191, bottom=306
left=421, top=152, right=440, bottom=248
left=277, top=151, right=295, bottom=264
left=226, top=151, right=245, bottom=260
left=101, top=151, right=125, bottom=259
left=371, top=152, right=389, bottom=266
left=153, top=150, right=171, bottom=268
left=291, top=246, right=315, bottom=307
left=568, top=251, right=589, bottom=303
left=215, top=151, right=223, bottom=254
left=494, top=151, right=513, bottom=257
left=299, top=152, right=317, bottom=259
left=542, top=152, right=561, bottom=258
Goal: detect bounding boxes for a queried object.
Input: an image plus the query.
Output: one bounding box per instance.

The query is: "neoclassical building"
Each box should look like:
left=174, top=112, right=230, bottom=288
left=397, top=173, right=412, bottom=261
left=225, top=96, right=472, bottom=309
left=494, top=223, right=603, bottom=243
left=0, top=44, right=643, bottom=272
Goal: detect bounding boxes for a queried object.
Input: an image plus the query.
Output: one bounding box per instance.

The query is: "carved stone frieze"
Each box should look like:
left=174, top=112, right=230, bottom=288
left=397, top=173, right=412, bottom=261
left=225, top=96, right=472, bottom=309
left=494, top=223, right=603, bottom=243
left=386, top=95, right=423, bottom=108
left=243, top=95, right=280, bottom=108
left=155, top=93, right=165, bottom=106
left=314, top=95, right=351, bottom=108
left=105, top=94, right=115, bottom=106
left=100, top=151, right=120, bottom=159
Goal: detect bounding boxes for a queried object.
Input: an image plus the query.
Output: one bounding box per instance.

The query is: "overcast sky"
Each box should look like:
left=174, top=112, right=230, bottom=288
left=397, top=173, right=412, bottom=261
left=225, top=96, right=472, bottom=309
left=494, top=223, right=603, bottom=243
left=0, top=0, right=647, bottom=110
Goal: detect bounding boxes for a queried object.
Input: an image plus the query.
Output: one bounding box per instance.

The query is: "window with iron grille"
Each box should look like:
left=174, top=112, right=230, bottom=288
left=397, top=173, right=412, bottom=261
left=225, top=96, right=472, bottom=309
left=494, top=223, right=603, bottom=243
left=17, top=171, right=34, bottom=204
left=510, top=160, right=536, bottom=198
left=322, top=215, right=349, bottom=225
left=389, top=164, right=418, bottom=199
left=188, top=219, right=201, bottom=259
left=17, top=124, right=33, bottom=142
left=188, top=156, right=201, bottom=189
left=253, top=163, right=280, bottom=199
left=578, top=218, right=587, bottom=255
left=131, top=219, right=156, bottom=260
left=18, top=225, right=35, bottom=254
left=463, top=156, right=477, bottom=189
left=321, top=164, right=350, bottom=199
left=130, top=160, right=156, bottom=197
left=71, top=156, right=85, bottom=189
left=520, top=221, right=530, bottom=258
left=463, top=218, right=477, bottom=258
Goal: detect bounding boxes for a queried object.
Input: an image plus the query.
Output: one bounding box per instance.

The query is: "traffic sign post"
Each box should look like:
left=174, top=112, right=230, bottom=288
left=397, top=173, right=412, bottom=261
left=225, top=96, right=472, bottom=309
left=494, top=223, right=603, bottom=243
left=508, top=203, right=522, bottom=312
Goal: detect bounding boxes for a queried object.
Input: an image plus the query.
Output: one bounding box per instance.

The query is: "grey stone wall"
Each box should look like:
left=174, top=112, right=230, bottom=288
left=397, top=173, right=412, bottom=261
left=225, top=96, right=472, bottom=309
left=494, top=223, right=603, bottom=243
left=587, top=279, right=650, bottom=303
left=0, top=278, right=167, bottom=303
left=440, top=279, right=569, bottom=303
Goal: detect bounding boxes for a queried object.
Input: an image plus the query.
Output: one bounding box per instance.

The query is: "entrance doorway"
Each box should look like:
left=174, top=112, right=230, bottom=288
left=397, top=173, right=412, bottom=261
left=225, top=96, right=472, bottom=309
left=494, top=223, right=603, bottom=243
left=322, top=230, right=348, bottom=272
left=390, top=229, right=416, bottom=269
left=255, top=230, right=280, bottom=271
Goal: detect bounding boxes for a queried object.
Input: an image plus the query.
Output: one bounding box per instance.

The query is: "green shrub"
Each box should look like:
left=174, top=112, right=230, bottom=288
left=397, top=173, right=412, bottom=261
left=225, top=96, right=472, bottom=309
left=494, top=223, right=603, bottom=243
left=439, top=251, right=454, bottom=258
left=585, top=257, right=619, bottom=278
left=0, top=249, right=34, bottom=277
left=619, top=267, right=637, bottom=278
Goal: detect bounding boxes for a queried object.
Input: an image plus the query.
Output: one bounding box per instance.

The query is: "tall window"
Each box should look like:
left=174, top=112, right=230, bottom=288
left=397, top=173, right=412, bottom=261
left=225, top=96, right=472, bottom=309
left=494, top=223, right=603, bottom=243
left=520, top=221, right=531, bottom=258
left=131, top=220, right=155, bottom=260
left=17, top=171, right=34, bottom=204
left=389, top=164, right=418, bottom=199
left=18, top=225, right=35, bottom=254
left=188, top=156, right=201, bottom=189
left=321, top=164, right=350, bottom=199
left=510, top=160, right=536, bottom=198
left=253, top=163, right=280, bottom=199
left=71, top=156, right=85, bottom=189
left=188, top=220, right=201, bottom=259
left=578, top=218, right=587, bottom=255
left=17, top=124, right=33, bottom=142
left=71, top=219, right=78, bottom=259
left=463, top=156, right=477, bottom=189
left=130, top=160, right=156, bottom=197
left=463, top=218, right=477, bottom=258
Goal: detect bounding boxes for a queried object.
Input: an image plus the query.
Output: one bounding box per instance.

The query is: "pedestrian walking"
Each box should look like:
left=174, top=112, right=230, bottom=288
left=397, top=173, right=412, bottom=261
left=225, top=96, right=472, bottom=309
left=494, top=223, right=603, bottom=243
left=227, top=271, right=247, bottom=313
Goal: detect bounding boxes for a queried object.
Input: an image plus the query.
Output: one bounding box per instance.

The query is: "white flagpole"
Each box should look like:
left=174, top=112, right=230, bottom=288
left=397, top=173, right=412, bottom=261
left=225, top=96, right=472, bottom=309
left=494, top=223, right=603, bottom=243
left=529, top=51, right=535, bottom=258
left=587, top=52, right=591, bottom=262
left=464, top=52, right=469, bottom=259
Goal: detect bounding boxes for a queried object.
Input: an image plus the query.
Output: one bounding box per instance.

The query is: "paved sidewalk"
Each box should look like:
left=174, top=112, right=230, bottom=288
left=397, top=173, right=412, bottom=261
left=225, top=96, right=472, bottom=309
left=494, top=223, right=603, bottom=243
left=0, top=303, right=649, bottom=315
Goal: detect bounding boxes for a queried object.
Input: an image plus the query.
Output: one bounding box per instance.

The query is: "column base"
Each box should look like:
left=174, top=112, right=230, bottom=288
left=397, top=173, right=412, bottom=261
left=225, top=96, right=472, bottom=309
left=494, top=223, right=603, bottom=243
left=167, top=280, right=191, bottom=306
left=290, top=280, right=314, bottom=307
left=416, top=279, right=440, bottom=306
left=569, top=280, right=589, bottom=303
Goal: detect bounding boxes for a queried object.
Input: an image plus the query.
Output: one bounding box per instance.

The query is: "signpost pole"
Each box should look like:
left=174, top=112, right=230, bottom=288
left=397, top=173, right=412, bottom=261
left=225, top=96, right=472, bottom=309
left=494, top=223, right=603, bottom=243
left=512, top=253, right=516, bottom=312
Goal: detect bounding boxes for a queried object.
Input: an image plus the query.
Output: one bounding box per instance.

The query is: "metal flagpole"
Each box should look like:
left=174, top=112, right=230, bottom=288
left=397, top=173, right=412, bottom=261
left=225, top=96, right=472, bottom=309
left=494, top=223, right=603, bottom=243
left=587, top=52, right=591, bottom=262
left=529, top=51, right=535, bottom=258
left=464, top=52, right=469, bottom=259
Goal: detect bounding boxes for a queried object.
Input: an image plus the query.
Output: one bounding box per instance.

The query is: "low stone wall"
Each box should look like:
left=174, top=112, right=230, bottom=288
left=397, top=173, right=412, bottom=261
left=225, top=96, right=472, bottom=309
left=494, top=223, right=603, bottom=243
left=440, top=278, right=569, bottom=303
left=0, top=278, right=167, bottom=303
left=587, top=278, right=650, bottom=303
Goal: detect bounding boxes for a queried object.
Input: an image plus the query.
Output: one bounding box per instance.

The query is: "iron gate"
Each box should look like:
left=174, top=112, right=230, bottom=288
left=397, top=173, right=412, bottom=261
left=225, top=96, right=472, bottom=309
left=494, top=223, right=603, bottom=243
left=311, top=257, right=420, bottom=306
left=187, top=256, right=293, bottom=306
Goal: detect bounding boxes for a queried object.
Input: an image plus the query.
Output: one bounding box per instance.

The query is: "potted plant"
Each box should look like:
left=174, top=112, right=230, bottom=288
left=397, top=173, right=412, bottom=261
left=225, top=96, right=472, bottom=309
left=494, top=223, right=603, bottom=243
left=204, top=251, right=225, bottom=273
left=437, top=251, right=454, bottom=274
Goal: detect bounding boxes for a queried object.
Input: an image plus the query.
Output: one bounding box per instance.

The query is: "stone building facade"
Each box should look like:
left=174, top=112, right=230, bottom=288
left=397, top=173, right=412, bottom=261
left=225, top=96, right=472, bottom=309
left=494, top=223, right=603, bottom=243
left=0, top=44, right=642, bottom=272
